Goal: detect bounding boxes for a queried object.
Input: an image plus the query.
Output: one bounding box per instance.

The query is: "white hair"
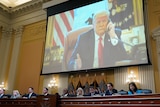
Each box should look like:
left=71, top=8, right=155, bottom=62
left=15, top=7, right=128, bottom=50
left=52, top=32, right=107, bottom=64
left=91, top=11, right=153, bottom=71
left=93, top=10, right=110, bottom=23
left=77, top=87, right=84, bottom=96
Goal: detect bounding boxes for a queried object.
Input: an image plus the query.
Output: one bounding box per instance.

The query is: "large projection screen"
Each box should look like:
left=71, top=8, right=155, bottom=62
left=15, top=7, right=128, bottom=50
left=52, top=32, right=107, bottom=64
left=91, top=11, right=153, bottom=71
left=42, top=0, right=149, bottom=74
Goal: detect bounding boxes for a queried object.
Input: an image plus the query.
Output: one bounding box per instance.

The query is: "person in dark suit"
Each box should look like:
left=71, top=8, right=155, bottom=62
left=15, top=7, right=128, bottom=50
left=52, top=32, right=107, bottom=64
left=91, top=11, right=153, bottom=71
left=0, top=88, right=5, bottom=98
left=23, top=87, right=37, bottom=99
left=105, top=83, right=118, bottom=95
left=43, top=87, right=49, bottom=96
left=68, top=10, right=127, bottom=70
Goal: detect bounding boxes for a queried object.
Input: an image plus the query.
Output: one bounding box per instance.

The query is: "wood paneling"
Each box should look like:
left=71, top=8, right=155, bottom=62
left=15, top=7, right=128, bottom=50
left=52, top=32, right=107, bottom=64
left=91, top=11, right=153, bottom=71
left=147, top=0, right=160, bottom=93
left=0, top=27, right=2, bottom=44
left=59, top=94, right=160, bottom=107
left=15, top=20, right=46, bottom=94
left=0, top=94, right=59, bottom=107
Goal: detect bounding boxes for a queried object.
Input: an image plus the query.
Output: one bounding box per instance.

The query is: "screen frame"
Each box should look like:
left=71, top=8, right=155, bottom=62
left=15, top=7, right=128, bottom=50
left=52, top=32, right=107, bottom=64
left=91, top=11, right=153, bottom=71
left=41, top=0, right=151, bottom=75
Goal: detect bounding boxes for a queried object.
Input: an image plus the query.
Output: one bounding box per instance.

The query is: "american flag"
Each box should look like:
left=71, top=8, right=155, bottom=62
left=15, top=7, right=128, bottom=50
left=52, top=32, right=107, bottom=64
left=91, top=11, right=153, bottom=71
left=52, top=10, right=74, bottom=48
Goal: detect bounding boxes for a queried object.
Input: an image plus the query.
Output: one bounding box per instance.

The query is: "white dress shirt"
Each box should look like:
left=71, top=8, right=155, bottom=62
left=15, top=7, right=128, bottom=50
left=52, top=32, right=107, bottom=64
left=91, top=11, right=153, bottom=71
left=93, top=23, right=118, bottom=68
left=28, top=93, right=32, bottom=98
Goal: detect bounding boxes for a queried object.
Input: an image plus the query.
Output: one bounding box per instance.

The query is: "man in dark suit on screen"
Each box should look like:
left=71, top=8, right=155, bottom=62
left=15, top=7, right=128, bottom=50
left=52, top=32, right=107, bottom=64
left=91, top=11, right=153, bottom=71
left=68, top=10, right=127, bottom=70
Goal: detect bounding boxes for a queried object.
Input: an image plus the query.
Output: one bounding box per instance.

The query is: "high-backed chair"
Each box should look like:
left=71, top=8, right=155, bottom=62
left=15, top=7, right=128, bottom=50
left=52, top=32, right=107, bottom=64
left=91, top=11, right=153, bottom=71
left=118, top=90, right=128, bottom=95
left=141, top=89, right=152, bottom=94
left=62, top=25, right=93, bottom=70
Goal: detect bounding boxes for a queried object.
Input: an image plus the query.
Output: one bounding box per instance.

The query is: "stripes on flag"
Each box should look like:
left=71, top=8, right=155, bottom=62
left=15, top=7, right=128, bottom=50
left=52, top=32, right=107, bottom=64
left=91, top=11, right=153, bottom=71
left=52, top=10, right=74, bottom=48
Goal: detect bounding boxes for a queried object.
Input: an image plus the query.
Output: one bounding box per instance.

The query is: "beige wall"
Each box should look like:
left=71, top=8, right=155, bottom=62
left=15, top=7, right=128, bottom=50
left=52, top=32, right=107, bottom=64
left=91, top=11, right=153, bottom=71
left=0, top=28, right=14, bottom=93
left=147, top=0, right=160, bottom=93
left=0, top=0, right=160, bottom=95
left=0, top=27, right=1, bottom=44
left=15, top=21, right=46, bottom=94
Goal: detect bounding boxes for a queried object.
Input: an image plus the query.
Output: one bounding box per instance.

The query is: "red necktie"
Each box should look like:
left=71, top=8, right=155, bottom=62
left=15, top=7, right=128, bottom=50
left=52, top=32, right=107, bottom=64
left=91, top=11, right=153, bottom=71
left=98, top=37, right=104, bottom=67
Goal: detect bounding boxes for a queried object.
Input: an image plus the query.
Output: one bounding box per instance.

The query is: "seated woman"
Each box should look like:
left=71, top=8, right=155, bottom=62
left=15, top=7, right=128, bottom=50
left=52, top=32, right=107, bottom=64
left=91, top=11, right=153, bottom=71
left=128, top=82, right=142, bottom=95
left=10, top=90, right=21, bottom=99
left=105, top=83, right=118, bottom=95
left=76, top=87, right=84, bottom=96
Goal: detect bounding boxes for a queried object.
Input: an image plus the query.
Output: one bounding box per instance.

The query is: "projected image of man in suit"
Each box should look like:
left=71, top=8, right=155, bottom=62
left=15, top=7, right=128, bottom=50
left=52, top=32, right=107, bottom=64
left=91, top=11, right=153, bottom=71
left=68, top=10, right=127, bottom=70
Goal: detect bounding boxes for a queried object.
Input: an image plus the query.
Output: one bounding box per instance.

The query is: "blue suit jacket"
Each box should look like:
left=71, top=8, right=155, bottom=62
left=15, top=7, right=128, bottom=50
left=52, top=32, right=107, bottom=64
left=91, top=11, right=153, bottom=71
left=68, top=29, right=127, bottom=70
left=128, top=89, right=142, bottom=95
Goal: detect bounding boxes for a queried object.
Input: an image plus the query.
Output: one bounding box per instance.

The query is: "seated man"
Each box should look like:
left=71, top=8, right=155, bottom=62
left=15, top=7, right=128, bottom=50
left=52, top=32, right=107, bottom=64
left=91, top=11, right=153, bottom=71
left=84, top=84, right=100, bottom=96
left=68, top=10, right=127, bottom=70
left=105, top=83, right=118, bottom=95
left=23, top=87, right=37, bottom=99
left=43, top=87, right=49, bottom=96
left=0, top=88, right=5, bottom=98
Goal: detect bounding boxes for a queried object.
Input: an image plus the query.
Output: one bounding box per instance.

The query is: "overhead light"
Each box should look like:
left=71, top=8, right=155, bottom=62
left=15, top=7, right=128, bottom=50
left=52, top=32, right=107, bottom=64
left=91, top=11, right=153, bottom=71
left=15, top=0, right=32, bottom=6
left=126, top=71, right=139, bottom=83
left=0, top=82, right=5, bottom=89
left=48, top=78, right=58, bottom=88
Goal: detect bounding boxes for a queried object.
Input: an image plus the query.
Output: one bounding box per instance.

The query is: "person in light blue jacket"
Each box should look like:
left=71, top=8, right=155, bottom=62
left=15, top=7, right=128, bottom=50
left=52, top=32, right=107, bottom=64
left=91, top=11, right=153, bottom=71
left=128, top=82, right=142, bottom=95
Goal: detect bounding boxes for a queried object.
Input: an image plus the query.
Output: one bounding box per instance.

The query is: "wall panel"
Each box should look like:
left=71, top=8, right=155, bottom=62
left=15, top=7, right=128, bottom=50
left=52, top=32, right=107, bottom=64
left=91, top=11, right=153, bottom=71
left=114, top=67, right=128, bottom=91
left=16, top=20, right=46, bottom=94
left=138, top=65, right=155, bottom=93
left=147, top=0, right=160, bottom=93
